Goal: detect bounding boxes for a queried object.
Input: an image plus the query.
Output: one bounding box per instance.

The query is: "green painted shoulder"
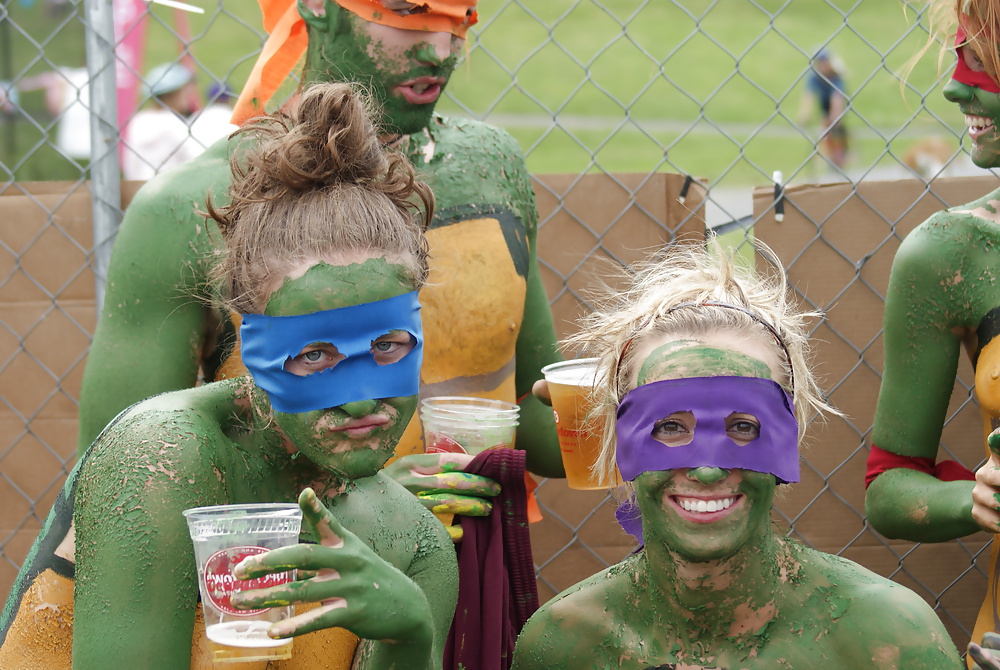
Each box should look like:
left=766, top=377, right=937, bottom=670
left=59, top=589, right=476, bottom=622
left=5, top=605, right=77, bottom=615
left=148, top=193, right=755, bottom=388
left=794, top=546, right=962, bottom=668
left=417, top=115, right=538, bottom=230
left=124, top=134, right=234, bottom=220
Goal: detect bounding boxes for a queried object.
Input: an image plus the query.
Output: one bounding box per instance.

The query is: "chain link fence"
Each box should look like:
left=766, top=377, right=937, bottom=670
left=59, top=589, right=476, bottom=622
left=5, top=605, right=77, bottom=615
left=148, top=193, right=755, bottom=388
left=0, top=0, right=990, bottom=652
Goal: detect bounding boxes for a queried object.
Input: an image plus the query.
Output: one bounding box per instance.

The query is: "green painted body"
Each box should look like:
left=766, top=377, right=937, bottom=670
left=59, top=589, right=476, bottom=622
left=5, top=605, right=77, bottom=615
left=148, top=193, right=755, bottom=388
left=866, top=191, right=1000, bottom=541
left=76, top=6, right=562, bottom=477
left=512, top=540, right=961, bottom=669
left=512, top=338, right=961, bottom=668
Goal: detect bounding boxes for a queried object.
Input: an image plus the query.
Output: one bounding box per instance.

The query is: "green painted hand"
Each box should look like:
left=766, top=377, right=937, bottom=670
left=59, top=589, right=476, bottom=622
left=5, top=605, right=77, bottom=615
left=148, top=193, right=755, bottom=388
left=973, top=430, right=1000, bottom=532
left=384, top=453, right=500, bottom=517
left=969, top=632, right=1000, bottom=669
left=229, top=488, right=434, bottom=649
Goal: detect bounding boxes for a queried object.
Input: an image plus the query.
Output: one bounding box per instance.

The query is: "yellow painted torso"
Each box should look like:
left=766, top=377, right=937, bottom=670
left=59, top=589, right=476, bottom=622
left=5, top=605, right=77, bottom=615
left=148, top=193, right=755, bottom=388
left=972, top=331, right=1000, bottom=660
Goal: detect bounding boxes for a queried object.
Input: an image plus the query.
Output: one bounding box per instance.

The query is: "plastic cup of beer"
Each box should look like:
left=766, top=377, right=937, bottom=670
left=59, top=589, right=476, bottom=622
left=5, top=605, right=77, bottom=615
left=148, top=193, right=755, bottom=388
left=542, top=358, right=617, bottom=490
left=420, top=396, right=520, bottom=456
left=183, top=503, right=303, bottom=663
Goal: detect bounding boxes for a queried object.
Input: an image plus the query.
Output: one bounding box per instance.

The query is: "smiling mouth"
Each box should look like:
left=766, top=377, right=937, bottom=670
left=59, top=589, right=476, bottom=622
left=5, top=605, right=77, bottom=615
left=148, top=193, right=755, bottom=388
left=668, top=494, right=743, bottom=522
left=966, top=114, right=996, bottom=139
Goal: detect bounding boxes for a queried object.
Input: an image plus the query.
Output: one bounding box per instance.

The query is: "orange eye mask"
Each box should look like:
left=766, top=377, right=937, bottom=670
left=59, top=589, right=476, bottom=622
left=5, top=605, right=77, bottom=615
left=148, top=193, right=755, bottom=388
left=232, top=0, right=476, bottom=125
left=336, top=0, right=477, bottom=38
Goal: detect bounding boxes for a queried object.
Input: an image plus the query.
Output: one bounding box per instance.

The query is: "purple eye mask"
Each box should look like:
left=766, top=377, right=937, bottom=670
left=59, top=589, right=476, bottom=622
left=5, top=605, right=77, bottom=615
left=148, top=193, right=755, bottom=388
left=240, top=291, right=423, bottom=414
left=615, top=376, right=799, bottom=483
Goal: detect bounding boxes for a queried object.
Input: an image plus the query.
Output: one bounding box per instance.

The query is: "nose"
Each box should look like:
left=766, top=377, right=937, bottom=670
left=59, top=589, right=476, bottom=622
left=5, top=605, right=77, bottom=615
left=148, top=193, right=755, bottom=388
left=415, top=31, right=456, bottom=66
left=339, top=399, right=377, bottom=418
left=943, top=78, right=976, bottom=104
left=686, top=467, right=728, bottom=485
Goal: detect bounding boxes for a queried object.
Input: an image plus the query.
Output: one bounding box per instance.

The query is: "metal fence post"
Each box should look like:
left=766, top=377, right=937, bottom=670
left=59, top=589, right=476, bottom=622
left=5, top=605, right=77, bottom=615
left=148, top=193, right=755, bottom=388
left=83, top=0, right=122, bottom=315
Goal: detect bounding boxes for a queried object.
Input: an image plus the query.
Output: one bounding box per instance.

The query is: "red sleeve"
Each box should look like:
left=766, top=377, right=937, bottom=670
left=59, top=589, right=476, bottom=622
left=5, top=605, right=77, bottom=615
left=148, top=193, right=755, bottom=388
left=865, top=443, right=975, bottom=489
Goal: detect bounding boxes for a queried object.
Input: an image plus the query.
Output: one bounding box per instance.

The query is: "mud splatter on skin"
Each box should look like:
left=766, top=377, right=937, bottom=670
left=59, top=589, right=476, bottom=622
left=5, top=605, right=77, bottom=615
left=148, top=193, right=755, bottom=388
left=512, top=337, right=962, bottom=669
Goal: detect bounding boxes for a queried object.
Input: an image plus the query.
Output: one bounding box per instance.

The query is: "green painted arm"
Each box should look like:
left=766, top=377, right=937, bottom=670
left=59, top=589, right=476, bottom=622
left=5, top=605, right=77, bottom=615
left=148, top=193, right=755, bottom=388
left=867, top=212, right=983, bottom=541
left=76, top=148, right=229, bottom=454
left=515, top=244, right=565, bottom=478
left=72, top=406, right=226, bottom=668
left=502, top=134, right=564, bottom=479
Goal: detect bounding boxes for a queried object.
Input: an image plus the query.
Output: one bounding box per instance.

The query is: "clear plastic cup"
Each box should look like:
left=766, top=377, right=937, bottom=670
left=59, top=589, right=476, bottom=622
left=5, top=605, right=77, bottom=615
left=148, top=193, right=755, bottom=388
left=420, top=396, right=519, bottom=456
left=183, top=503, right=303, bottom=664
left=542, top=358, right=620, bottom=490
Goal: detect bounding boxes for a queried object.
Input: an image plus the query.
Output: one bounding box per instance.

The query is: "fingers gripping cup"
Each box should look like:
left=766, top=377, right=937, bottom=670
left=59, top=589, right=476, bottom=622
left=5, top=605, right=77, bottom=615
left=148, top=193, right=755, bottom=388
left=420, top=396, right=520, bottom=456
left=183, top=503, right=303, bottom=663
left=542, top=358, right=620, bottom=490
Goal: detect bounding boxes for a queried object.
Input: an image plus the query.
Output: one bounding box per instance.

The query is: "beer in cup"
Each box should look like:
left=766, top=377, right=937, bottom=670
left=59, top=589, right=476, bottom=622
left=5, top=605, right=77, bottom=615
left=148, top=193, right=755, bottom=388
left=183, top=503, right=303, bottom=663
left=542, top=358, right=619, bottom=490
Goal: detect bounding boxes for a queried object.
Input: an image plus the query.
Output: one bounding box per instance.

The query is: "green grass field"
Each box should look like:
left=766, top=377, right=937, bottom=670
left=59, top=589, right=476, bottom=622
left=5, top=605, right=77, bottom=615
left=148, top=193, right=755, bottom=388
left=0, top=0, right=963, bottom=186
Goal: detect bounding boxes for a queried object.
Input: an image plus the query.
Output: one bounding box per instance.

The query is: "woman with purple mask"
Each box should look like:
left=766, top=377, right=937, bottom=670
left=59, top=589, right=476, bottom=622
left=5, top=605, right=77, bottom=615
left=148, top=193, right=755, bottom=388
left=513, top=244, right=961, bottom=669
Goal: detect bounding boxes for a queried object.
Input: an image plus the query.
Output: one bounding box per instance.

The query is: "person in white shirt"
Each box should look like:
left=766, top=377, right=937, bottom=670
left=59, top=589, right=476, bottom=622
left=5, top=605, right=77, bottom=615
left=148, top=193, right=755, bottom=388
left=121, top=63, right=203, bottom=181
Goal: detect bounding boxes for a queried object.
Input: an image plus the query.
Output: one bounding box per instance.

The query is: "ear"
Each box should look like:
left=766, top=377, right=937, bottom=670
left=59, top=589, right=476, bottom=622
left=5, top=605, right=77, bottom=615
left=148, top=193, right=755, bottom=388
left=298, top=0, right=330, bottom=31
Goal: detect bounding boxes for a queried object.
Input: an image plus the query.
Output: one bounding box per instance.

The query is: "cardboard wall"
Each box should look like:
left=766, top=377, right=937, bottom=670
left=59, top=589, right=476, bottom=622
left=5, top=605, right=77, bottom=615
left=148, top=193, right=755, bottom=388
left=529, top=172, right=707, bottom=600
left=0, top=181, right=142, bottom=593
left=0, top=174, right=705, bottom=603
left=752, top=174, right=1000, bottom=645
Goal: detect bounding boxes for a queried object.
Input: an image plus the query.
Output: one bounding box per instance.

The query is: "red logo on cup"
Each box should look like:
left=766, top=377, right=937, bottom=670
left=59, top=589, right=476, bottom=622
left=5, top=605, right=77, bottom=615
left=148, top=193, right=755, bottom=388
left=203, top=546, right=292, bottom=616
left=425, top=432, right=467, bottom=454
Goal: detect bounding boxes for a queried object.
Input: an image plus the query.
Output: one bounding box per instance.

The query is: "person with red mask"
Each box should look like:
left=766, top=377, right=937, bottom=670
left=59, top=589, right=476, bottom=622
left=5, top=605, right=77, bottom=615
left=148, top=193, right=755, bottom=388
left=866, top=4, right=1000, bottom=666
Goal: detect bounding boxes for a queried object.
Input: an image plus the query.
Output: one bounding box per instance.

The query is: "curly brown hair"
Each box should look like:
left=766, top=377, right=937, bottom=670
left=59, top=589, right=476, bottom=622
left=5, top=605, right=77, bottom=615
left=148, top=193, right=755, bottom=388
left=207, top=82, right=434, bottom=314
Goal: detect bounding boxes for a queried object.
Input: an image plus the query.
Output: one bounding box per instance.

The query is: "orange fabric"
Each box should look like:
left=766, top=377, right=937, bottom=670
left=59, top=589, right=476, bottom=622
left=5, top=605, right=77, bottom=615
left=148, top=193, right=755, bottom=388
left=232, top=0, right=308, bottom=125
left=232, top=0, right=477, bottom=126
left=523, top=471, right=541, bottom=524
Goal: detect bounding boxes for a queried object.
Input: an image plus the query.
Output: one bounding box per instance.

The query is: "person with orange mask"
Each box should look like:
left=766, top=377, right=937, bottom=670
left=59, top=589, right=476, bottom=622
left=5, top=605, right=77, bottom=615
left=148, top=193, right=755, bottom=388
left=76, top=0, right=563, bottom=540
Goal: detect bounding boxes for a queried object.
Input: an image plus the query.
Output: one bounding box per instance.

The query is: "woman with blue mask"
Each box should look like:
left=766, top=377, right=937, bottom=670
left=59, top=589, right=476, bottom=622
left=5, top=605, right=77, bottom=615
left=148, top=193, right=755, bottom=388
left=0, top=82, right=457, bottom=670
left=512, top=244, right=962, bottom=669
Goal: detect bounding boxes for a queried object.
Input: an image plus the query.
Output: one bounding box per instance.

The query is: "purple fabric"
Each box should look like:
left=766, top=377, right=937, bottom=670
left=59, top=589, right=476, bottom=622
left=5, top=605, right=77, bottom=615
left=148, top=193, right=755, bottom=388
left=616, top=376, right=799, bottom=484
left=615, top=497, right=644, bottom=546
left=444, top=448, right=538, bottom=670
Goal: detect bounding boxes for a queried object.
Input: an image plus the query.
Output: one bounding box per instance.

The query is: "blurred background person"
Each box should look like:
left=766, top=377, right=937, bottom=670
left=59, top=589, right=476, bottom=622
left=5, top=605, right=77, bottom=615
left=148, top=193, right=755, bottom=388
left=798, top=47, right=851, bottom=169
left=190, top=79, right=237, bottom=149
left=16, top=65, right=90, bottom=164
left=121, top=62, right=202, bottom=181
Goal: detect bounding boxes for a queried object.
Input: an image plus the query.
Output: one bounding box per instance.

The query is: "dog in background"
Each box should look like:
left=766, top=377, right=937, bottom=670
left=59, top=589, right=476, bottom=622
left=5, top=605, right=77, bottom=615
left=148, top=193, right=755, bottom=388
left=902, top=136, right=955, bottom=179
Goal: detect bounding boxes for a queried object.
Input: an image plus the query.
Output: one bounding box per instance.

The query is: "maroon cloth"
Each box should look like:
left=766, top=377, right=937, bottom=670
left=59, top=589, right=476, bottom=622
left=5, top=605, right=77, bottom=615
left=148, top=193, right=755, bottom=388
left=865, top=443, right=976, bottom=489
left=444, top=448, right=539, bottom=670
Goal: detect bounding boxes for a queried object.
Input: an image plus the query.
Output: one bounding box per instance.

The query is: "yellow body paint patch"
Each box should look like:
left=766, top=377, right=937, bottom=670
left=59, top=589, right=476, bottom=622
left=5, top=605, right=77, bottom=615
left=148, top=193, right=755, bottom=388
left=0, top=569, right=73, bottom=670
left=190, top=602, right=359, bottom=669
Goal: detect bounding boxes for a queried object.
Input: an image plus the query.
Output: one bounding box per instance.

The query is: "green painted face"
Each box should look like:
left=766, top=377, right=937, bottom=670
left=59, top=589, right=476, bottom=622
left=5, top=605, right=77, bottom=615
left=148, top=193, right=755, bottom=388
left=944, top=49, right=1000, bottom=168
left=264, top=257, right=418, bottom=479
left=304, top=8, right=463, bottom=136
left=631, top=337, right=779, bottom=562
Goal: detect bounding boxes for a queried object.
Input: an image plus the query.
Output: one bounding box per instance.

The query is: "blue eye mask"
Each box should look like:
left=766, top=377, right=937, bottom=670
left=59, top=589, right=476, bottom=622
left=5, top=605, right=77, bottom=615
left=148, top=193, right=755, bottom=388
left=240, top=291, right=423, bottom=413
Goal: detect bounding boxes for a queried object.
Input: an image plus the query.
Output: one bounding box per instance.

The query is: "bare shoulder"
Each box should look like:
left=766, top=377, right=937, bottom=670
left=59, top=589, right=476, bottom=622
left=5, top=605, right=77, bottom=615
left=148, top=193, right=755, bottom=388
left=799, top=549, right=962, bottom=669
left=513, top=559, right=637, bottom=670
left=83, top=384, right=235, bottom=487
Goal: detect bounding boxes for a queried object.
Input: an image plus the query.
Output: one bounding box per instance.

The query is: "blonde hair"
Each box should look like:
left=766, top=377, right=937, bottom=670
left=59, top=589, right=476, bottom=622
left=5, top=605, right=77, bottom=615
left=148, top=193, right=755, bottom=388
left=565, top=242, right=837, bottom=487
left=207, top=82, right=433, bottom=314
left=902, top=1, right=1000, bottom=86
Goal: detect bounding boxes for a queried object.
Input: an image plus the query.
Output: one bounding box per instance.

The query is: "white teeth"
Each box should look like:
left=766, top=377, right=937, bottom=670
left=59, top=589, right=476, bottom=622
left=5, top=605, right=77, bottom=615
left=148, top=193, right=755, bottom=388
left=677, top=497, right=734, bottom=513
left=966, top=115, right=995, bottom=131
left=411, top=83, right=429, bottom=94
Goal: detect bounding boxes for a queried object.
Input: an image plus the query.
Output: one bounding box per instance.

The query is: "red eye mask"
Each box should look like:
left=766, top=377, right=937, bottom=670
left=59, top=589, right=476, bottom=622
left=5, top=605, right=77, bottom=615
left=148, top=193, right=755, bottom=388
left=953, top=26, right=1000, bottom=94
